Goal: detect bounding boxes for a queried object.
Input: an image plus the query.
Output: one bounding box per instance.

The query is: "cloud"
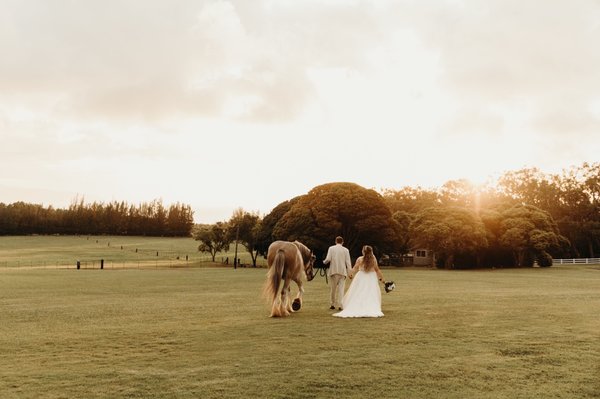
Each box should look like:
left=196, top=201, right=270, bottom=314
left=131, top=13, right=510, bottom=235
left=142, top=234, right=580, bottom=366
left=0, top=0, right=386, bottom=123
left=2, top=0, right=600, bottom=223
left=3, top=0, right=600, bottom=133
left=398, top=0, right=600, bottom=145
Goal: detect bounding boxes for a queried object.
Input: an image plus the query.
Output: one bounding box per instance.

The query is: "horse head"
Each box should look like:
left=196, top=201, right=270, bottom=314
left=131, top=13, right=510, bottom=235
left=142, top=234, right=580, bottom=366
left=293, top=240, right=316, bottom=281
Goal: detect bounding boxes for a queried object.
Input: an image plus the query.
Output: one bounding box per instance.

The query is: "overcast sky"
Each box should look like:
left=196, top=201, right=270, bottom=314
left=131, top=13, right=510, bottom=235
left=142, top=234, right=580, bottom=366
left=1, top=0, right=599, bottom=223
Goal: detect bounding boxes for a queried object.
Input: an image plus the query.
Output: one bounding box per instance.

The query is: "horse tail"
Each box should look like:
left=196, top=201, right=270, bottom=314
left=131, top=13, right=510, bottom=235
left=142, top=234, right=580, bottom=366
left=264, top=249, right=286, bottom=302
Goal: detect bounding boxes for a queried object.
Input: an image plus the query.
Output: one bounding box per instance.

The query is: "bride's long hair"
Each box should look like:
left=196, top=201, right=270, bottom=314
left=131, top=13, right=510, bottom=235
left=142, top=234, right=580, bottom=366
left=361, top=245, right=376, bottom=272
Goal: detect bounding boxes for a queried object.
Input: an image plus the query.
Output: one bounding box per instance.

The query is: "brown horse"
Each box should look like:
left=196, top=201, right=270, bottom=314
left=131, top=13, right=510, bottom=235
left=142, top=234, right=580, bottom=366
left=263, top=240, right=315, bottom=317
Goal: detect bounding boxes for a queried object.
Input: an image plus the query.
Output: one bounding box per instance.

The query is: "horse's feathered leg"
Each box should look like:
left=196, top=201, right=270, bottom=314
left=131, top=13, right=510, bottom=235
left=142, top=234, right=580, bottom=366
left=291, top=278, right=304, bottom=311
left=289, top=250, right=305, bottom=312
left=279, top=280, right=291, bottom=317
left=269, top=249, right=286, bottom=317
left=285, top=285, right=293, bottom=313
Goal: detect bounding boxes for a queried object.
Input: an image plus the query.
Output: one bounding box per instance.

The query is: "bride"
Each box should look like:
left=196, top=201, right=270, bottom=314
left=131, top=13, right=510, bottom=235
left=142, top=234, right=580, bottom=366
left=333, top=245, right=385, bottom=318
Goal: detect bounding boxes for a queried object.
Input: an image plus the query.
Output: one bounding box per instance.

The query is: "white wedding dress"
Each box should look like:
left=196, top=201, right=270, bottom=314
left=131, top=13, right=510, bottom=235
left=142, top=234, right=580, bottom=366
left=333, top=269, right=384, bottom=318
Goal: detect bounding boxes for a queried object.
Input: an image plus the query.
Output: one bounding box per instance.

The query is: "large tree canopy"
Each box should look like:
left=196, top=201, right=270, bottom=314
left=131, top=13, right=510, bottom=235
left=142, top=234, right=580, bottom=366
left=270, top=182, right=399, bottom=259
left=392, top=210, right=413, bottom=256
left=497, top=204, right=569, bottom=267
left=496, top=163, right=600, bottom=258
left=409, top=206, right=488, bottom=269
left=382, top=186, right=441, bottom=214
left=255, top=196, right=301, bottom=256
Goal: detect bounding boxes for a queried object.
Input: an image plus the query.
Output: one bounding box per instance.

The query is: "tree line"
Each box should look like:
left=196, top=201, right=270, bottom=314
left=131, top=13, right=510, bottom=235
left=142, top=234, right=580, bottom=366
left=0, top=199, right=194, bottom=236
left=194, top=162, right=599, bottom=269
left=383, top=161, right=599, bottom=267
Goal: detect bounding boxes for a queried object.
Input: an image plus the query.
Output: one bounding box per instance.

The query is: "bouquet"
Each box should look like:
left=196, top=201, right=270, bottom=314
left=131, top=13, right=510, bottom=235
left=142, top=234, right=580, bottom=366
left=384, top=281, right=395, bottom=293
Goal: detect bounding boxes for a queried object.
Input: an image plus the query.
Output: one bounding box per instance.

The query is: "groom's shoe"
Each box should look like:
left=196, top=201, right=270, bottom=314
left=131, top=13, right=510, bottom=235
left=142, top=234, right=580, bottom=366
left=329, top=306, right=335, bottom=310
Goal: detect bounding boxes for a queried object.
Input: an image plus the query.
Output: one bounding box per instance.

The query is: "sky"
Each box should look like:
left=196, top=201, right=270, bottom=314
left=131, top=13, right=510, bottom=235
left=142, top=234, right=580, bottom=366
left=1, top=0, right=599, bottom=223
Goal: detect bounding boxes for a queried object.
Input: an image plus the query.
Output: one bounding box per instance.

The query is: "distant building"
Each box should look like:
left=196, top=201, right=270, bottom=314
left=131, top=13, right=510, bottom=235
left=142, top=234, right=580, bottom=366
left=410, top=248, right=434, bottom=266
left=379, top=249, right=434, bottom=267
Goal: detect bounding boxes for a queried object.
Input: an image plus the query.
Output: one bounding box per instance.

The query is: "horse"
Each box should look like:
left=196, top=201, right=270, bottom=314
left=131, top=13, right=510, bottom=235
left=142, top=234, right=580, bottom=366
left=263, top=240, right=316, bottom=317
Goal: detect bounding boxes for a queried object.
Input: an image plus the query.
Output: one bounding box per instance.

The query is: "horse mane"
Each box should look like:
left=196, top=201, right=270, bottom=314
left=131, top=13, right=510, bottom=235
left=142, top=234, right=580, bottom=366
left=293, top=240, right=312, bottom=264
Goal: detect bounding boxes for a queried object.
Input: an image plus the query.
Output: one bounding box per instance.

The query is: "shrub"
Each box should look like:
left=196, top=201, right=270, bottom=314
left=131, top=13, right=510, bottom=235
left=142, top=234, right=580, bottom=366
left=537, top=251, right=553, bottom=267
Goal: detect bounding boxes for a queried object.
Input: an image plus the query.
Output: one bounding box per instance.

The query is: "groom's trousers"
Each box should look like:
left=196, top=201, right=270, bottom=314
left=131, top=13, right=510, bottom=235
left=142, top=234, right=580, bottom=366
left=330, top=274, right=346, bottom=308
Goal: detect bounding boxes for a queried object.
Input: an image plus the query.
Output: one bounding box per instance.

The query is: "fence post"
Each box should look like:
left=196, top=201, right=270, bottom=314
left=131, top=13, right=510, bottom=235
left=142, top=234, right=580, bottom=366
left=77, top=260, right=80, bottom=270
left=100, top=259, right=104, bottom=269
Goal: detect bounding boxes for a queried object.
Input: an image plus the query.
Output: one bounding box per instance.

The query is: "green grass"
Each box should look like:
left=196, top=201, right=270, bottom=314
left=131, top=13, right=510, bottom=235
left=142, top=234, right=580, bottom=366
left=0, top=235, right=266, bottom=268
left=1, top=264, right=599, bottom=398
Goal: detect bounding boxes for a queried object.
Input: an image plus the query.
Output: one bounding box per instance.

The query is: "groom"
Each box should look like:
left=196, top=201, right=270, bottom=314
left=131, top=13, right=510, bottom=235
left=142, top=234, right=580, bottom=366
left=323, top=236, right=352, bottom=310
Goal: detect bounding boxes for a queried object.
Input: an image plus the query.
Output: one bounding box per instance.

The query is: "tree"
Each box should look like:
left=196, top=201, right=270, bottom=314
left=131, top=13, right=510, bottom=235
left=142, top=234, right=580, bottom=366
left=439, top=179, right=479, bottom=208
left=497, top=204, right=568, bottom=267
left=382, top=186, right=440, bottom=215
left=0, top=199, right=194, bottom=237
left=391, top=210, right=413, bottom=256
left=498, top=167, right=560, bottom=211
left=496, top=164, right=599, bottom=258
left=272, top=182, right=399, bottom=259
left=254, top=197, right=301, bottom=257
left=166, top=202, right=195, bottom=237
left=410, top=206, right=488, bottom=269
left=192, top=222, right=231, bottom=262
left=228, top=209, right=262, bottom=267
left=479, top=205, right=516, bottom=267
left=555, top=162, right=600, bottom=258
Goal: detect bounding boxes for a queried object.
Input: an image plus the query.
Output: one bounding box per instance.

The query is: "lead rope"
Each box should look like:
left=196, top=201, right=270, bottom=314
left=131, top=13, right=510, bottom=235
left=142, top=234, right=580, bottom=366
left=319, top=266, right=328, bottom=284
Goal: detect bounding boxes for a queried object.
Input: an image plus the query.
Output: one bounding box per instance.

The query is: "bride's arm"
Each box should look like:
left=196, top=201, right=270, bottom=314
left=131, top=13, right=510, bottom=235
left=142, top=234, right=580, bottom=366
left=373, top=259, right=384, bottom=282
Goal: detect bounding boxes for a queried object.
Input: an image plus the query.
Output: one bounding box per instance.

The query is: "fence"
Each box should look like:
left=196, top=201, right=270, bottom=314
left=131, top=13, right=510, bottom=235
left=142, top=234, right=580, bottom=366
left=0, top=257, right=267, bottom=270
left=0, top=258, right=223, bottom=270
left=553, top=258, right=600, bottom=265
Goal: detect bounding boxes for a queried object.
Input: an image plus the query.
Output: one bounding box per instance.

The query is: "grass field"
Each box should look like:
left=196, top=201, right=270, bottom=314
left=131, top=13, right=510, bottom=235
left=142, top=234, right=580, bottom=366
left=1, top=261, right=599, bottom=398
left=0, top=235, right=266, bottom=269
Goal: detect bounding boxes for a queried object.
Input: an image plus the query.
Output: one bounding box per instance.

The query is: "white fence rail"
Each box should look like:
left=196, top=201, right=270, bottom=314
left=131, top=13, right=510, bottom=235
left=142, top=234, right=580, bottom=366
left=553, top=258, right=600, bottom=265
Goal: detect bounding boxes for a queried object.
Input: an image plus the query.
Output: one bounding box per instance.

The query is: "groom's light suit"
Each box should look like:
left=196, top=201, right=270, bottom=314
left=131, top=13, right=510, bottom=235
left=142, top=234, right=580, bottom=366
left=323, top=243, right=352, bottom=308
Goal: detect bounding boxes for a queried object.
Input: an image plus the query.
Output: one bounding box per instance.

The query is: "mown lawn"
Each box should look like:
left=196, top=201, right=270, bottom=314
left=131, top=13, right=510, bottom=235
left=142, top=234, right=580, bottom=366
left=0, top=235, right=266, bottom=268
left=0, top=264, right=599, bottom=398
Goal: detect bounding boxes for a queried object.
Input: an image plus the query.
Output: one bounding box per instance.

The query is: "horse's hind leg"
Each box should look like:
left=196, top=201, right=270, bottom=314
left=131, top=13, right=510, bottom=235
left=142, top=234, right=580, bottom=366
left=271, top=297, right=289, bottom=317
left=285, top=286, right=294, bottom=313
left=270, top=297, right=282, bottom=317
left=280, top=280, right=292, bottom=316
left=270, top=285, right=288, bottom=317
